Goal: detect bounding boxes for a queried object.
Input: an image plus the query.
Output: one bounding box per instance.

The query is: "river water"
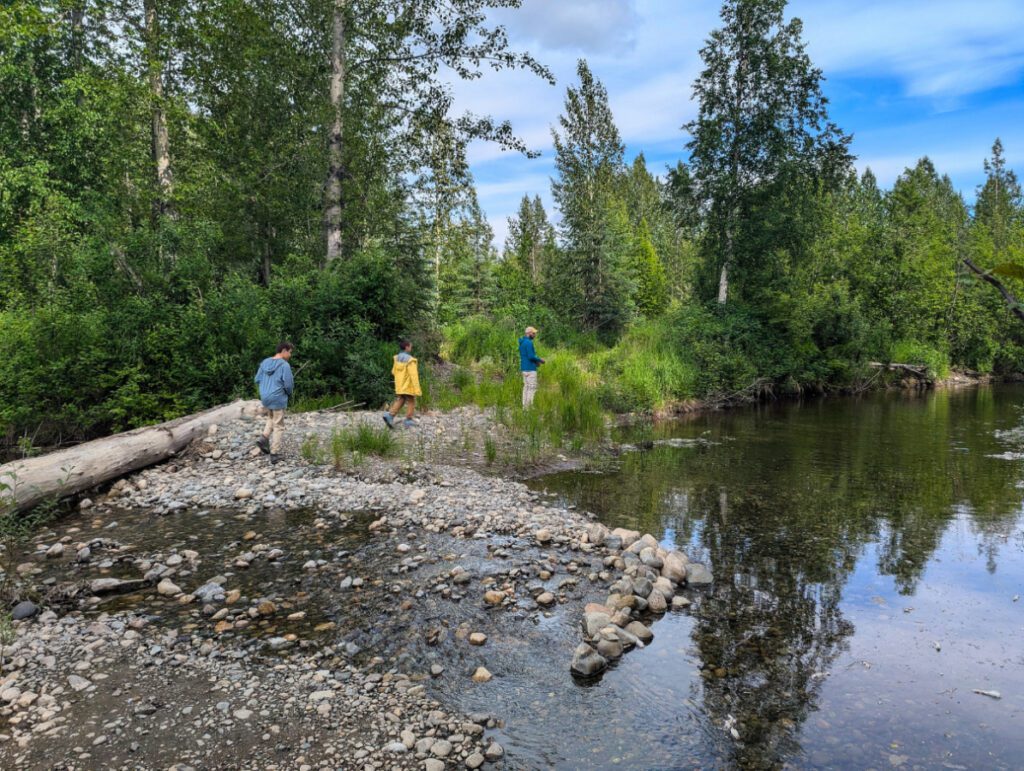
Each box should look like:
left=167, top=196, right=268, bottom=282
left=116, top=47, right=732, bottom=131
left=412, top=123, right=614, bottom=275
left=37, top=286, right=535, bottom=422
left=521, top=385, right=1024, bottom=769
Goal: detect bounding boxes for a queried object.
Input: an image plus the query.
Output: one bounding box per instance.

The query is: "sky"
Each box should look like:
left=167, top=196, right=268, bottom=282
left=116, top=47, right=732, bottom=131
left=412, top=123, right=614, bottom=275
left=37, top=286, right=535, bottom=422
left=446, top=0, right=1024, bottom=247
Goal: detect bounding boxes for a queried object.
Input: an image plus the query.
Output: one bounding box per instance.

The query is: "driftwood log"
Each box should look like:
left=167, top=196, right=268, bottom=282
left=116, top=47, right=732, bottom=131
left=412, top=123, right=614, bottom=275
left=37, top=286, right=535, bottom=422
left=868, top=361, right=930, bottom=378
left=0, top=399, right=261, bottom=515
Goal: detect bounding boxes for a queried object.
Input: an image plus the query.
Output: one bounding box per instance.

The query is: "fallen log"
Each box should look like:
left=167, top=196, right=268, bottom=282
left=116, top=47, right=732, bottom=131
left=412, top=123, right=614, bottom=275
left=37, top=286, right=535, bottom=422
left=868, top=361, right=930, bottom=378
left=0, top=399, right=261, bottom=515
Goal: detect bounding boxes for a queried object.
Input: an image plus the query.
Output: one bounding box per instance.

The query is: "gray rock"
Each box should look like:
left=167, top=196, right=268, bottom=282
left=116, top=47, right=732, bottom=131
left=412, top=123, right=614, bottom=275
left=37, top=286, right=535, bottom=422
left=595, top=630, right=624, bottom=660
left=582, top=611, right=611, bottom=639
left=11, top=601, right=38, bottom=620
left=431, top=739, right=453, bottom=757
left=570, top=643, right=608, bottom=677
left=685, top=563, right=714, bottom=585
left=625, top=620, right=654, bottom=644
left=647, top=589, right=667, bottom=613
left=385, top=741, right=407, bottom=754
left=661, top=551, right=689, bottom=582
left=639, top=547, right=664, bottom=569
left=631, top=577, right=653, bottom=598
left=424, top=760, right=445, bottom=771
left=67, top=675, right=91, bottom=692
left=193, top=582, right=225, bottom=602
left=466, top=752, right=485, bottom=769
left=484, top=742, right=505, bottom=761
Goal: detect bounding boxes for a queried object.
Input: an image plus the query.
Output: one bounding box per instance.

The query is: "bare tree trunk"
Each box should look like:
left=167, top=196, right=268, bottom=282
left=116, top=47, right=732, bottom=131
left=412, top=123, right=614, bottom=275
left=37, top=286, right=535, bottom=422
left=962, top=257, right=1024, bottom=322
left=323, top=0, right=347, bottom=262
left=144, top=0, right=173, bottom=220
left=717, top=261, right=729, bottom=304
left=70, top=2, right=85, bottom=107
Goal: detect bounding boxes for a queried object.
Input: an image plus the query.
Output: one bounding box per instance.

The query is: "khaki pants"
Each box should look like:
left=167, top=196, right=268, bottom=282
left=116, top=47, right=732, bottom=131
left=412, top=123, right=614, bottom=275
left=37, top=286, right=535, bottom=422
left=262, top=409, right=285, bottom=454
left=389, top=395, right=416, bottom=419
left=522, top=371, right=538, bottom=408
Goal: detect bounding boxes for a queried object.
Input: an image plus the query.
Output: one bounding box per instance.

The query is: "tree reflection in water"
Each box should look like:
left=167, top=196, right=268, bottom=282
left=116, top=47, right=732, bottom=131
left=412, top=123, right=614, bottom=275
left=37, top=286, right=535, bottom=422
left=535, top=386, right=1024, bottom=768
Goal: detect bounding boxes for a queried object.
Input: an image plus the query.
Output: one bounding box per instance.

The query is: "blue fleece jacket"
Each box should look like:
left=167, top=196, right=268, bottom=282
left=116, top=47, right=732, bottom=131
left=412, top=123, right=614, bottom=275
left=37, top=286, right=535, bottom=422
left=254, top=357, right=294, bottom=409
left=518, top=336, right=542, bottom=372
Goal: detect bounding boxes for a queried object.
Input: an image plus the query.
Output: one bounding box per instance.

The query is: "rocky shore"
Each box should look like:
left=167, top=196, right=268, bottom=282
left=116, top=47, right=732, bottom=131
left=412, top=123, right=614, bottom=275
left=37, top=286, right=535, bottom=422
left=0, top=407, right=711, bottom=769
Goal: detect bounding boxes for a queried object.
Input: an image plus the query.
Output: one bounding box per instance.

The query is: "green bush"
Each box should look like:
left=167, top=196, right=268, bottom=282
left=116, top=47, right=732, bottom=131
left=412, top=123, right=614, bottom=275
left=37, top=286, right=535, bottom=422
left=889, top=339, right=951, bottom=379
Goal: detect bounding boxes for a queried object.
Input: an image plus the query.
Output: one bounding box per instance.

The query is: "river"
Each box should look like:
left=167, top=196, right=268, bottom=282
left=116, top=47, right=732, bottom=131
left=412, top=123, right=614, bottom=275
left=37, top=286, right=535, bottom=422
left=517, top=385, right=1024, bottom=769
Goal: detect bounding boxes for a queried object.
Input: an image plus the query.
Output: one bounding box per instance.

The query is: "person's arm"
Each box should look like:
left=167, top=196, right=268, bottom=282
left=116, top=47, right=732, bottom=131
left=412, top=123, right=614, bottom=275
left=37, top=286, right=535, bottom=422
left=281, top=362, right=294, bottom=397
left=529, top=340, right=544, bottom=366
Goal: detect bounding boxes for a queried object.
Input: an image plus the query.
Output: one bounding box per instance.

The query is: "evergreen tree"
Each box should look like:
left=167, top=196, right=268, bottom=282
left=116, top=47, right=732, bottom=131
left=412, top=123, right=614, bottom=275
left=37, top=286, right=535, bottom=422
left=630, top=218, right=669, bottom=316
left=503, top=194, right=556, bottom=292
left=685, top=0, right=851, bottom=304
left=549, top=59, right=635, bottom=336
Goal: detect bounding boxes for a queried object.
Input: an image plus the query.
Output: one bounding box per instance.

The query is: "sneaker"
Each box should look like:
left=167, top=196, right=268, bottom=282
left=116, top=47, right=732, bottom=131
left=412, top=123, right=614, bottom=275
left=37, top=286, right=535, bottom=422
left=402, top=419, right=416, bottom=429
left=382, top=413, right=395, bottom=430
left=256, top=436, right=270, bottom=454
left=269, top=454, right=282, bottom=465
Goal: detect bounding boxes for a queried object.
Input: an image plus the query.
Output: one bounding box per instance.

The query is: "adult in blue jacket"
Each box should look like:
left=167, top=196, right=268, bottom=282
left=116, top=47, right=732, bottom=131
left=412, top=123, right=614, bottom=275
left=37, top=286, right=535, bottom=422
left=518, top=326, right=545, bottom=408
left=254, top=341, right=295, bottom=463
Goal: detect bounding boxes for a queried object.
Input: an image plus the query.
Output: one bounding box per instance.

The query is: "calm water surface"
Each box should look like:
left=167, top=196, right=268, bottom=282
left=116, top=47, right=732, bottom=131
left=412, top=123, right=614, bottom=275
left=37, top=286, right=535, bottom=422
left=523, top=386, right=1024, bottom=769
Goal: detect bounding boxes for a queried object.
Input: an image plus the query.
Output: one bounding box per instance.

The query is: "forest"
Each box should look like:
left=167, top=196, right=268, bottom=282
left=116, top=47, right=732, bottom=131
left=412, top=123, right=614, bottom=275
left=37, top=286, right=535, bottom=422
left=3, top=0, right=1024, bottom=451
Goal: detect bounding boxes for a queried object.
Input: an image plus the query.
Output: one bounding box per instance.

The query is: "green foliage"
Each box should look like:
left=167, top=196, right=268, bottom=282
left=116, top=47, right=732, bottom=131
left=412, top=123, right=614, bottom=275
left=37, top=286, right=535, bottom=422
left=300, top=434, right=329, bottom=465
left=889, top=340, right=950, bottom=380
left=331, top=423, right=397, bottom=464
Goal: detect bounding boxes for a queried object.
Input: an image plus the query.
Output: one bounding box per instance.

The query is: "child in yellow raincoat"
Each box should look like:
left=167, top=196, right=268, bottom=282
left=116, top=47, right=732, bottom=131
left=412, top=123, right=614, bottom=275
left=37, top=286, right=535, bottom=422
left=383, top=340, right=421, bottom=429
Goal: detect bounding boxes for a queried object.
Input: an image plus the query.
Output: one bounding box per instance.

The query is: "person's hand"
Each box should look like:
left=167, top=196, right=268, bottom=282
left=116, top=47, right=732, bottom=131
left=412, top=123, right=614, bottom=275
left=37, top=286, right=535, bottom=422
left=539, top=358, right=546, bottom=364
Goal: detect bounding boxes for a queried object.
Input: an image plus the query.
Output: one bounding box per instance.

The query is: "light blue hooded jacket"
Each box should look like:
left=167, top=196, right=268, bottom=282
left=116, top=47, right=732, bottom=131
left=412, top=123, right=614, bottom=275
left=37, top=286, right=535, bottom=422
left=254, top=357, right=294, bottom=410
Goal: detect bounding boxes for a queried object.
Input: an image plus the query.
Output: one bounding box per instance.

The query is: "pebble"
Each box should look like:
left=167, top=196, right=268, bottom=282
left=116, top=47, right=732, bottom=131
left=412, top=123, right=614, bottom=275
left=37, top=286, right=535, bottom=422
left=471, top=667, right=492, bottom=683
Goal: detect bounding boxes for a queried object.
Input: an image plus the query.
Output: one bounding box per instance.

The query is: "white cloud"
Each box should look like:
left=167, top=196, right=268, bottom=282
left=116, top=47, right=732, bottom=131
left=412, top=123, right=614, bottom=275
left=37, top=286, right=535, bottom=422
left=793, top=0, right=1024, bottom=100
left=495, top=0, right=642, bottom=54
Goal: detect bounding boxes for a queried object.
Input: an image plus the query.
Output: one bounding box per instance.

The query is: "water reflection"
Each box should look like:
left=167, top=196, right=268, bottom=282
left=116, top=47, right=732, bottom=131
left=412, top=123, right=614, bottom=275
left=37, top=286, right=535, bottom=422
left=534, top=386, right=1024, bottom=768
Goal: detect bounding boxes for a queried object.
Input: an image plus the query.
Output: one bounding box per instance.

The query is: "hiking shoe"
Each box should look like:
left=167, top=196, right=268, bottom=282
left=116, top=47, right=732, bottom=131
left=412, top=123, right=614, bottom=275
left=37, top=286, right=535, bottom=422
left=402, top=419, right=416, bottom=429
left=382, top=413, right=395, bottom=429
left=256, top=436, right=270, bottom=454
left=269, top=454, right=282, bottom=465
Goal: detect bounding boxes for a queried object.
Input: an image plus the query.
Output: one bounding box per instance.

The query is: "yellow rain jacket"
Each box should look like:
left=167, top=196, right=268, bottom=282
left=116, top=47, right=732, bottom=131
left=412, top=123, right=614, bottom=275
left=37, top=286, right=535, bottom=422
left=392, top=354, right=422, bottom=396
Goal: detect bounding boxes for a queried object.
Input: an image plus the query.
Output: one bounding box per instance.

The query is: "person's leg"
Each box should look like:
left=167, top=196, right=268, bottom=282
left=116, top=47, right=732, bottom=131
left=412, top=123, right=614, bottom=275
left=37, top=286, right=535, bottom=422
left=269, top=409, right=285, bottom=455
left=257, top=409, right=272, bottom=452
left=522, top=371, right=537, bottom=408
left=404, top=396, right=415, bottom=419
left=389, top=395, right=406, bottom=416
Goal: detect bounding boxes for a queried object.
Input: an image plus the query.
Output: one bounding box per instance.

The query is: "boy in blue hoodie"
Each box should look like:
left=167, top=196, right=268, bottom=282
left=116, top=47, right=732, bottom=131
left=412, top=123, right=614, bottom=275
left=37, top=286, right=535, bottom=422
left=254, top=342, right=295, bottom=463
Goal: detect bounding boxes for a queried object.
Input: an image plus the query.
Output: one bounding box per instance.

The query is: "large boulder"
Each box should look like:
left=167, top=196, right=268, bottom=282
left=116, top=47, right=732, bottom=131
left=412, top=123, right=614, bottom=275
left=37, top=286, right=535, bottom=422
left=611, top=528, right=641, bottom=548
left=661, top=551, right=689, bottom=583
left=583, top=612, right=612, bottom=639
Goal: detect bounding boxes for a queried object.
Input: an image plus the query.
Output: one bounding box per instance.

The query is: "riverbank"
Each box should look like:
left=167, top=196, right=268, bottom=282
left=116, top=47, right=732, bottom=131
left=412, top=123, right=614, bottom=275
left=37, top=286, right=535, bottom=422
left=0, top=407, right=712, bottom=769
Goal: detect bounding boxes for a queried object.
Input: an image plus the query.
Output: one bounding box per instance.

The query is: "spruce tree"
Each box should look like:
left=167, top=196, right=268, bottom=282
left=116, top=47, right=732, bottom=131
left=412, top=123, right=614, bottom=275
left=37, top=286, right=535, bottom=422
left=549, top=59, right=634, bottom=336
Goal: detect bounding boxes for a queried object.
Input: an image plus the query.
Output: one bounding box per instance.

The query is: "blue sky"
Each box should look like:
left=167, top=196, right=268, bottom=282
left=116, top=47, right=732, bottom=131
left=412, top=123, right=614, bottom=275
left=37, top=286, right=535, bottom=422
left=447, top=0, right=1024, bottom=246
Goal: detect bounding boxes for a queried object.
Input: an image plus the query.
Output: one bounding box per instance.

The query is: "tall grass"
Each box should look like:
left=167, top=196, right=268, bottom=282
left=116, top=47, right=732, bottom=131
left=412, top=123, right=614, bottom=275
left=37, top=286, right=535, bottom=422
left=331, top=423, right=397, bottom=467
left=595, top=319, right=699, bottom=412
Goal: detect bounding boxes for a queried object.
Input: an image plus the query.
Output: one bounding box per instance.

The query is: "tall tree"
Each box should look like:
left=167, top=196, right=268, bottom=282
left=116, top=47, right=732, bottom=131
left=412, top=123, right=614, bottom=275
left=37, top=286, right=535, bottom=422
left=550, top=59, right=634, bottom=336
left=504, top=194, right=555, bottom=286
left=321, top=0, right=552, bottom=262
left=685, top=0, right=851, bottom=304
